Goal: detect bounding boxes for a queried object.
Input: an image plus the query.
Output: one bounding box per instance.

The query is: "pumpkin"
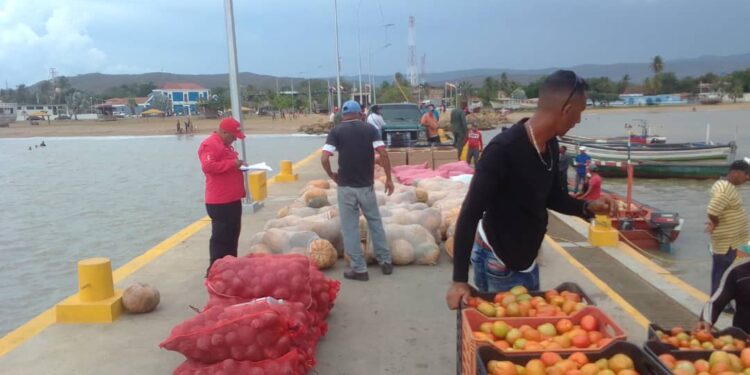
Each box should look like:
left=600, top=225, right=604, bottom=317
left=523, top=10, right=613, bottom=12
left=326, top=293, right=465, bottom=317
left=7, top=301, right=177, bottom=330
left=122, top=283, right=160, bottom=313
left=308, top=179, right=330, bottom=189
left=308, top=239, right=337, bottom=269
left=390, top=238, right=415, bottom=265
left=358, top=217, right=368, bottom=241
left=307, top=195, right=330, bottom=209
left=445, top=236, right=454, bottom=258
left=415, top=188, right=428, bottom=203
left=303, top=188, right=327, bottom=203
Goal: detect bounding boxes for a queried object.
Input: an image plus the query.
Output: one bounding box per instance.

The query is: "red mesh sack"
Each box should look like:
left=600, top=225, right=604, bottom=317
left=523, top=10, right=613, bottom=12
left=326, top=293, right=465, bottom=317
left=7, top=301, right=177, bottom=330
left=204, top=254, right=312, bottom=309
left=308, top=265, right=341, bottom=324
left=160, top=301, right=301, bottom=364
left=173, top=349, right=310, bottom=375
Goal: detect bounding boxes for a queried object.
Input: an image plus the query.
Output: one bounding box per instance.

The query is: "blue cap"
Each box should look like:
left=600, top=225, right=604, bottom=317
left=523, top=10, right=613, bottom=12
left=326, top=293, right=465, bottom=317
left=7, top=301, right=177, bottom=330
left=342, top=100, right=361, bottom=114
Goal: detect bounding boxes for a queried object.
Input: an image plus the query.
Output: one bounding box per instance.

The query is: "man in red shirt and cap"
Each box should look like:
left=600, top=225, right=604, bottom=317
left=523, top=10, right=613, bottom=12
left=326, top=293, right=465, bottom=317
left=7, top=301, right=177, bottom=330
left=198, top=117, right=248, bottom=273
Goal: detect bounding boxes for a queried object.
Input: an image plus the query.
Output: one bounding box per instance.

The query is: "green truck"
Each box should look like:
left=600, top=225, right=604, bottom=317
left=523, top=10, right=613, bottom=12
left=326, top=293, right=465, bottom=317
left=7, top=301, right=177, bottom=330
left=378, top=103, right=426, bottom=148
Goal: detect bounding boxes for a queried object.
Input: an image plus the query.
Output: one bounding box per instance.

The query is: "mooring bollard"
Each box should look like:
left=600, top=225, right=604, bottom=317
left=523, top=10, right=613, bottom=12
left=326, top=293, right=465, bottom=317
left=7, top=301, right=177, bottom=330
left=273, top=160, right=298, bottom=182
left=55, top=257, right=123, bottom=323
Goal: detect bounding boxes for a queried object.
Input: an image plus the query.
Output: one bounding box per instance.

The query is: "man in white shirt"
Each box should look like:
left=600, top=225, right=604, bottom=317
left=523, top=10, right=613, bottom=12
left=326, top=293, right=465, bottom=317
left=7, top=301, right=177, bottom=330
left=366, top=105, right=386, bottom=131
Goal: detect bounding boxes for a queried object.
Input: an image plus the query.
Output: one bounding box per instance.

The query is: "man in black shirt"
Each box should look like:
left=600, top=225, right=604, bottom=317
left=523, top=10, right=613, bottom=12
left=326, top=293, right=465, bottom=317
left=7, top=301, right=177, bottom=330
left=321, top=100, right=395, bottom=281
left=446, top=71, right=615, bottom=308
left=697, top=255, right=750, bottom=333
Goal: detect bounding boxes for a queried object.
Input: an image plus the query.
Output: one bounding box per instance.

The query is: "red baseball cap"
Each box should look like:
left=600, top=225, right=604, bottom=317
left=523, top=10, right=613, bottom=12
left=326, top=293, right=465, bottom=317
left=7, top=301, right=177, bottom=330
left=219, top=117, right=245, bottom=139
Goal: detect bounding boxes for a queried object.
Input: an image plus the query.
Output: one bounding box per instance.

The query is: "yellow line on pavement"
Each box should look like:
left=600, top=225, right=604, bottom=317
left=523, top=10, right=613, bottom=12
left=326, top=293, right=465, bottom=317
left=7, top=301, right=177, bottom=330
left=0, top=148, right=323, bottom=358
left=546, top=235, right=650, bottom=328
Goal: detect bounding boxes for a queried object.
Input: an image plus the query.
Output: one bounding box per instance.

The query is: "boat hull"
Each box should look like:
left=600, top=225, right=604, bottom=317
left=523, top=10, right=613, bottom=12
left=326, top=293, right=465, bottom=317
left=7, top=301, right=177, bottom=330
left=593, top=161, right=729, bottom=179
left=559, top=140, right=733, bottom=162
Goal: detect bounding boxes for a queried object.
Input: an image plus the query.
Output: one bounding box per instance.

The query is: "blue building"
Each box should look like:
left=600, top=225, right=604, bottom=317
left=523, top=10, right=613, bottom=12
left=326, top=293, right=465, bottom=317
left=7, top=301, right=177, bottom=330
left=615, top=94, right=687, bottom=106
left=151, top=83, right=210, bottom=115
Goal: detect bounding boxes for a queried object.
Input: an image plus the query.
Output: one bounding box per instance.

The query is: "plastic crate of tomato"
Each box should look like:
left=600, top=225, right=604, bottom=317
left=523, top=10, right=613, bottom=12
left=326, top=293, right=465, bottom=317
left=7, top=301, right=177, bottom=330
left=646, top=324, right=748, bottom=354
left=457, top=283, right=596, bottom=374
left=644, top=340, right=750, bottom=375
left=477, top=341, right=665, bottom=375
left=460, top=306, right=625, bottom=375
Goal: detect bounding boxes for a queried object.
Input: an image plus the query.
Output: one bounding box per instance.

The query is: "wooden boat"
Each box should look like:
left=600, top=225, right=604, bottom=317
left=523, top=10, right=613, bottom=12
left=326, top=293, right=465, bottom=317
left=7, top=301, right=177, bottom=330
left=592, top=160, right=730, bottom=180
left=571, top=184, right=683, bottom=252
left=560, top=141, right=734, bottom=162
left=561, top=120, right=666, bottom=145
left=603, top=190, right=683, bottom=252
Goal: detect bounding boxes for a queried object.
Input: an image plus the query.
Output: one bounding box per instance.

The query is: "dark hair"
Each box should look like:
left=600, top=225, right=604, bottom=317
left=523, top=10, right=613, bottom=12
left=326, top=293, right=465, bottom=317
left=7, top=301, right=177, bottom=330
left=729, top=160, right=750, bottom=173
left=560, top=145, right=567, bottom=151
left=370, top=105, right=380, bottom=114
left=540, top=70, right=589, bottom=106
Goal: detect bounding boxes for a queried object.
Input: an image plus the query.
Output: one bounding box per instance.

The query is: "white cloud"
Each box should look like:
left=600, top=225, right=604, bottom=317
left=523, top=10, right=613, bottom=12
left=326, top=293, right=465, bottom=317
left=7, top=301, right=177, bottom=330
left=0, top=0, right=109, bottom=86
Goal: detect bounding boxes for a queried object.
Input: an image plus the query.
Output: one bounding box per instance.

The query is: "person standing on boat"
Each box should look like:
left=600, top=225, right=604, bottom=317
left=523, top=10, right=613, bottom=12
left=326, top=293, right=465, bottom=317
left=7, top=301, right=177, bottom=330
left=321, top=100, right=395, bottom=281
left=446, top=70, right=616, bottom=306
left=573, top=146, right=591, bottom=193
left=578, top=165, right=602, bottom=201
left=198, top=117, right=248, bottom=274
left=558, top=146, right=571, bottom=192
left=705, top=160, right=750, bottom=307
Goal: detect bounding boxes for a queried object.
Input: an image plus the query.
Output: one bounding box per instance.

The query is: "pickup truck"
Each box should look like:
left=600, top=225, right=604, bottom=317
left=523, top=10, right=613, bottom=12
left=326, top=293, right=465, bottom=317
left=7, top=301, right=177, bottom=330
left=378, top=103, right=425, bottom=147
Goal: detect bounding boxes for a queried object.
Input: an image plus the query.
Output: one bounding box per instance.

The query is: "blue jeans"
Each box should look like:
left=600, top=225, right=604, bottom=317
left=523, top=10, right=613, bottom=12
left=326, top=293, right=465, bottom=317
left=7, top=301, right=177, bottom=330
left=711, top=248, right=737, bottom=296
left=574, top=172, right=586, bottom=193
left=337, top=186, right=391, bottom=273
left=470, top=242, right=540, bottom=293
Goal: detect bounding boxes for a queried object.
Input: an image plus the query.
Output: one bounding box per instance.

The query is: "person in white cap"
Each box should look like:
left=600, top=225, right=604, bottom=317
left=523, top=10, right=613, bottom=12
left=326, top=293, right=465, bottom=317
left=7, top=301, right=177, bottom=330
left=573, top=146, right=591, bottom=193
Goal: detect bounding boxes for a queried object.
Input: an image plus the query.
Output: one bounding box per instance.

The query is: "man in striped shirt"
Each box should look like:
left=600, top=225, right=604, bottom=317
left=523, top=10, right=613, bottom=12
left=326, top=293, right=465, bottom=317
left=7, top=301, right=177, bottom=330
left=705, top=160, right=750, bottom=302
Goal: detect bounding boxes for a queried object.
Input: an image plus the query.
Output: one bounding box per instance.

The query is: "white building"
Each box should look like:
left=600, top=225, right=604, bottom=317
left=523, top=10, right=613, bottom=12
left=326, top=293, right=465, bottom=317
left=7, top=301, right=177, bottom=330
left=15, top=104, right=69, bottom=120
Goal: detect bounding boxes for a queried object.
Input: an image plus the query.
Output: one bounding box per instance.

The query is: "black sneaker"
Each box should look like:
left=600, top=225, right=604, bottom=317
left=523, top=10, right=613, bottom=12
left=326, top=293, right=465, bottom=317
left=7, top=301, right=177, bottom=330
left=344, top=270, right=369, bottom=281
left=381, top=263, right=393, bottom=275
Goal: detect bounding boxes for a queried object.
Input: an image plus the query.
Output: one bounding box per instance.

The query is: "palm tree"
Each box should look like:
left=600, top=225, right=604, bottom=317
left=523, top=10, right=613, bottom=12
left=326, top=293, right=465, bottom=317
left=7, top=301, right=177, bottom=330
left=651, top=56, right=664, bottom=75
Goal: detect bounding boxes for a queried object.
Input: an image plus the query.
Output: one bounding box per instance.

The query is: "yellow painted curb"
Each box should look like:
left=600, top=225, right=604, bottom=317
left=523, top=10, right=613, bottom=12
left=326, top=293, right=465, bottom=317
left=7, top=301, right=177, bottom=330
left=546, top=235, right=650, bottom=328
left=0, top=147, right=324, bottom=358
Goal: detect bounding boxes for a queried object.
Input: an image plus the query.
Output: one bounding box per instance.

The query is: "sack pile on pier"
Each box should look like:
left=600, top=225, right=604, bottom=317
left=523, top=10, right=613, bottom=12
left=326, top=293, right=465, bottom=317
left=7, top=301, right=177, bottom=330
left=266, top=169, right=472, bottom=265
left=160, top=254, right=340, bottom=375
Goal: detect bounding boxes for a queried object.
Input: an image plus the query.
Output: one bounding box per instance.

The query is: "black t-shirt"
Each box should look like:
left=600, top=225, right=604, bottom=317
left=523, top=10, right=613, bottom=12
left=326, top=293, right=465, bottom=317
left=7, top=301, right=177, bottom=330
left=701, top=257, right=750, bottom=333
left=323, top=120, right=384, bottom=187
left=452, top=119, right=589, bottom=282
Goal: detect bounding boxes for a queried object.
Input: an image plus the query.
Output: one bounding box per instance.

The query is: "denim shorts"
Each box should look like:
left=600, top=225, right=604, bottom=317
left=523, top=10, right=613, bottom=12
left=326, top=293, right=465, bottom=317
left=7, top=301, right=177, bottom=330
left=470, top=241, right=540, bottom=293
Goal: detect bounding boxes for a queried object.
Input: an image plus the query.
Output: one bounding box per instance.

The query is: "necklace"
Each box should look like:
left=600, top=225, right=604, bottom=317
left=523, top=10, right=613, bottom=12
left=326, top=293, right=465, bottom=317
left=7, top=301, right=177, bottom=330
left=525, top=123, right=553, bottom=172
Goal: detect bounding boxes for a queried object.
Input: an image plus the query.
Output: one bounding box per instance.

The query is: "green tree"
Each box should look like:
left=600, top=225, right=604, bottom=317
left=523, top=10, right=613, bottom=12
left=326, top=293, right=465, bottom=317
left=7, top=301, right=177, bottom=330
left=127, top=97, right=137, bottom=115
left=272, top=94, right=294, bottom=110
left=651, top=55, right=664, bottom=75
left=618, top=74, right=630, bottom=93
left=149, top=92, right=171, bottom=113
left=65, top=91, right=86, bottom=120
left=523, top=76, right=547, bottom=99
left=479, top=77, right=500, bottom=104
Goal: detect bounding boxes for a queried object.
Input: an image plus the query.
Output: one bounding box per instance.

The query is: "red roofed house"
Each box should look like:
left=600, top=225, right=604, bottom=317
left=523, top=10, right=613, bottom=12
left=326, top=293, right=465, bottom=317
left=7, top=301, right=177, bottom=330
left=151, top=83, right=210, bottom=116
left=102, top=97, right=149, bottom=116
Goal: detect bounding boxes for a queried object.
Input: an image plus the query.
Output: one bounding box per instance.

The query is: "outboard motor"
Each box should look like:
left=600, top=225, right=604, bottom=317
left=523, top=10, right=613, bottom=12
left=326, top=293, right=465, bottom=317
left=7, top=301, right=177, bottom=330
left=650, top=212, right=681, bottom=253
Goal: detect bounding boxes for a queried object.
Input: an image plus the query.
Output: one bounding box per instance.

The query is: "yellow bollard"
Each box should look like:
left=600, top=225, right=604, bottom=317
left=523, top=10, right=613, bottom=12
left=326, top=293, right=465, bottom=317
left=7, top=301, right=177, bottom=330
left=588, top=214, right=619, bottom=247
left=56, top=257, right=123, bottom=323
left=248, top=171, right=268, bottom=201
left=273, top=160, right=298, bottom=182
left=78, top=258, right=115, bottom=302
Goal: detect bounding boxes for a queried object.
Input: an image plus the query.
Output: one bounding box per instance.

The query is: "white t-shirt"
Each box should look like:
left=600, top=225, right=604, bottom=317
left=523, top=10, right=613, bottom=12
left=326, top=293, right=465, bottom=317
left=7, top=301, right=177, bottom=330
left=366, top=113, right=386, bottom=130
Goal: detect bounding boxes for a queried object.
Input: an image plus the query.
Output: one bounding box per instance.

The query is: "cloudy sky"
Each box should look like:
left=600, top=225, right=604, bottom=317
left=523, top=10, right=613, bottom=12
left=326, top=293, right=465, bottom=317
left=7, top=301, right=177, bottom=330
left=1, top=0, right=749, bottom=87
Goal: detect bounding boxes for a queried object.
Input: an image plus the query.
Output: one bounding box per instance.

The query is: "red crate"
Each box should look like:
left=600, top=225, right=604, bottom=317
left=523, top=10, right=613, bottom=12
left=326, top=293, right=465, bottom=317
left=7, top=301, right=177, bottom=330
left=461, top=306, right=626, bottom=374
left=477, top=342, right=666, bottom=375
left=457, top=283, right=595, bottom=374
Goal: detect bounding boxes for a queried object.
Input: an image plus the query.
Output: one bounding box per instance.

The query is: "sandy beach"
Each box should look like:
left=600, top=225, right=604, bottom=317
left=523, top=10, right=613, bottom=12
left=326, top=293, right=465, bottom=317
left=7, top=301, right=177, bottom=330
left=0, top=114, right=330, bottom=138
left=1, top=102, right=749, bottom=138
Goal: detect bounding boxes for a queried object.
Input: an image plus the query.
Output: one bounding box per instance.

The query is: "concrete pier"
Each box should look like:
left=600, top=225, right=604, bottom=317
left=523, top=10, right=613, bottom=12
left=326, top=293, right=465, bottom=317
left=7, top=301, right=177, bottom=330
left=0, top=151, right=731, bottom=375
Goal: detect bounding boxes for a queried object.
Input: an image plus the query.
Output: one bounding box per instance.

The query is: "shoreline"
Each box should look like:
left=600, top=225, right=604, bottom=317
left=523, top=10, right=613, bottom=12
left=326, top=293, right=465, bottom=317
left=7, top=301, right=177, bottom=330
left=1, top=102, right=749, bottom=139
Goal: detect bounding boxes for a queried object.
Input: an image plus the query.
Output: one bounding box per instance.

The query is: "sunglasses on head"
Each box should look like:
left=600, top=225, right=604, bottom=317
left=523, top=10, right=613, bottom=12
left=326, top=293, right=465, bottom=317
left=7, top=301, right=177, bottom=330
left=562, top=75, right=586, bottom=109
